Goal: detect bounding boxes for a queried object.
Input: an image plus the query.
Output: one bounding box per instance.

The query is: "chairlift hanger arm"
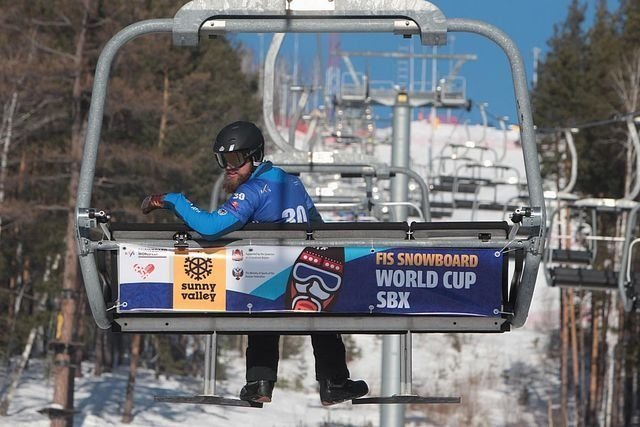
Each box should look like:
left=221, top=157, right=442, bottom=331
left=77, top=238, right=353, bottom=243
left=560, top=129, right=578, bottom=194
left=447, top=19, right=543, bottom=222
left=619, top=203, right=640, bottom=312
left=444, top=19, right=545, bottom=329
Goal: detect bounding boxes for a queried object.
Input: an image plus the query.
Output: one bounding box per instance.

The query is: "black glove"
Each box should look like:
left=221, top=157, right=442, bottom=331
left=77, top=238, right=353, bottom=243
left=141, top=194, right=166, bottom=214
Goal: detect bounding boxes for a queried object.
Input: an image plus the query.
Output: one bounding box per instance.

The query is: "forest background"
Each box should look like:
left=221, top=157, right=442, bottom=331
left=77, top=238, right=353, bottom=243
left=0, top=1, right=639, bottom=426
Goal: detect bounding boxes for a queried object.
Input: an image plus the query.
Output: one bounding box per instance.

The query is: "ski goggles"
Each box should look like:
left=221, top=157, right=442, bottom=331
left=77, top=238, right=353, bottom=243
left=292, top=263, right=342, bottom=292
left=214, top=149, right=255, bottom=169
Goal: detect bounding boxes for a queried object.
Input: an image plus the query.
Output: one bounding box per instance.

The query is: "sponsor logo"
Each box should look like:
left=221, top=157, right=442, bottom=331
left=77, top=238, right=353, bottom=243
left=231, top=201, right=240, bottom=211
left=287, top=248, right=344, bottom=312
left=232, top=267, right=244, bottom=280
left=133, top=263, right=155, bottom=279
left=260, top=184, right=271, bottom=194
left=217, top=208, right=227, bottom=215
left=124, top=248, right=136, bottom=257
left=232, top=249, right=244, bottom=261
left=183, top=257, right=213, bottom=281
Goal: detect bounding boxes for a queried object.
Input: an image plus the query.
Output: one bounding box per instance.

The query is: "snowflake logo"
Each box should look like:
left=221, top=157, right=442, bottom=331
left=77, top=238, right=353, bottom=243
left=183, top=257, right=213, bottom=280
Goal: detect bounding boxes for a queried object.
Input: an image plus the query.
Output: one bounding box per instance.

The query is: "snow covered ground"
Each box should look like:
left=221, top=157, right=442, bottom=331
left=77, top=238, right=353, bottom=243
left=0, top=121, right=561, bottom=426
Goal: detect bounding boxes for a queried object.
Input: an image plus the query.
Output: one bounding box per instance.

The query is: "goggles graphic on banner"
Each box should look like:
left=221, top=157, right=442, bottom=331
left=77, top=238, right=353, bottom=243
left=292, top=263, right=342, bottom=292
left=290, top=259, right=344, bottom=311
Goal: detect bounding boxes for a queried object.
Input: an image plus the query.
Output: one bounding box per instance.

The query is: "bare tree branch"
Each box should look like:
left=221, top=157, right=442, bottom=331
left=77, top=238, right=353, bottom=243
left=30, top=18, right=72, bottom=27
left=31, top=39, right=76, bottom=62
left=610, top=48, right=640, bottom=113
left=13, top=99, right=59, bottom=127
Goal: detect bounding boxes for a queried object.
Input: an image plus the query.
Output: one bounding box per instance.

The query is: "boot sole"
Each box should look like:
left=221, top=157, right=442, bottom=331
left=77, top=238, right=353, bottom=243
left=321, top=394, right=366, bottom=406
left=240, top=395, right=272, bottom=403
left=321, top=400, right=346, bottom=406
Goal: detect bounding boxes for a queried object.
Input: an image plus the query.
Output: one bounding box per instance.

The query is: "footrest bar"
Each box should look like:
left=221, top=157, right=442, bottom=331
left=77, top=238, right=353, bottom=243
left=154, top=394, right=263, bottom=407
left=352, top=394, right=461, bottom=404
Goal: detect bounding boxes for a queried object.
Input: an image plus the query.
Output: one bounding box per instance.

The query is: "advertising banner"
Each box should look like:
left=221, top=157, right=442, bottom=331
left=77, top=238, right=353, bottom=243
left=118, top=244, right=504, bottom=316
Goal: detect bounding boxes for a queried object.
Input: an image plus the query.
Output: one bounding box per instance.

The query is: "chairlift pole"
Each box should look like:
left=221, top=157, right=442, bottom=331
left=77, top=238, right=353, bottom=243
left=381, top=90, right=411, bottom=427
left=429, top=45, right=437, bottom=173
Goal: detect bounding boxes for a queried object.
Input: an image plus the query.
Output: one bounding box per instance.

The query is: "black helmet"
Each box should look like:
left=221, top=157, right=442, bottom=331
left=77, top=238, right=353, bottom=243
left=213, top=121, right=264, bottom=169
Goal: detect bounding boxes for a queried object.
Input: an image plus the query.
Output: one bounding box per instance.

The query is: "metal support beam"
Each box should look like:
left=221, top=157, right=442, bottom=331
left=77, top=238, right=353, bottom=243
left=203, top=333, right=217, bottom=395
left=382, top=91, right=412, bottom=427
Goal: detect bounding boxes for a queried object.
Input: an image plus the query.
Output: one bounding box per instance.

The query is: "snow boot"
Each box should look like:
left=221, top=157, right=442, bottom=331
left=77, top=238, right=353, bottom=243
left=319, top=378, right=369, bottom=406
left=239, top=380, right=274, bottom=403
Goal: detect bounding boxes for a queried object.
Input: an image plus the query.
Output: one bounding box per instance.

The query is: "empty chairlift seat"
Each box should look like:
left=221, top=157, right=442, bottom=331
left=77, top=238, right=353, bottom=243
left=549, top=267, right=618, bottom=291
left=548, top=249, right=593, bottom=265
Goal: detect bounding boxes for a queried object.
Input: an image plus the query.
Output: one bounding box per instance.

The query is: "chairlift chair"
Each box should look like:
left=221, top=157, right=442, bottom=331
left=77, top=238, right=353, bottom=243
left=618, top=203, right=640, bottom=311
left=75, top=0, right=545, bottom=408
left=542, top=113, right=640, bottom=299
left=544, top=198, right=639, bottom=292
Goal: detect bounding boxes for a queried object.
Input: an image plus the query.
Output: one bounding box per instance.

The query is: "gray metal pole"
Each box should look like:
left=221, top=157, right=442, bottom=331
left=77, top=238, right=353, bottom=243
left=381, top=91, right=411, bottom=427
left=390, top=92, right=411, bottom=220
left=203, top=333, right=217, bottom=395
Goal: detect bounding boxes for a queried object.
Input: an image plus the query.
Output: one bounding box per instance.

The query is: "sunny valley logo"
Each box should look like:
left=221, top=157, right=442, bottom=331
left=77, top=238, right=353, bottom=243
left=173, top=252, right=226, bottom=311
left=183, top=257, right=213, bottom=281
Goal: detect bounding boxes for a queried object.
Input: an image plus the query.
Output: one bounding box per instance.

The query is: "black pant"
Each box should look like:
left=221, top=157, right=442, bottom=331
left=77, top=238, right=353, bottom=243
left=245, top=334, right=350, bottom=382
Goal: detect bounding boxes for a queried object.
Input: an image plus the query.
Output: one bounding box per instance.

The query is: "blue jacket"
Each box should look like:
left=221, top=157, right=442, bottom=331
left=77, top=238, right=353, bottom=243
left=163, top=162, right=322, bottom=240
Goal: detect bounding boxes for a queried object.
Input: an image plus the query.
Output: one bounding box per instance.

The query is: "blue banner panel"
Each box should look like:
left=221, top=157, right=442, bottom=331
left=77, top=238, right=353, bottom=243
left=337, top=248, right=503, bottom=316
left=237, top=247, right=503, bottom=316
left=120, top=282, right=172, bottom=310
left=118, top=244, right=504, bottom=316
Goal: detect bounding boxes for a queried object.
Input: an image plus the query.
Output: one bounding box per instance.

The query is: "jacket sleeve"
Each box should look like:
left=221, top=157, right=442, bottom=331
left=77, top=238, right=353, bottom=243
left=308, top=205, right=323, bottom=224
left=163, top=193, right=244, bottom=240
left=304, top=190, right=324, bottom=224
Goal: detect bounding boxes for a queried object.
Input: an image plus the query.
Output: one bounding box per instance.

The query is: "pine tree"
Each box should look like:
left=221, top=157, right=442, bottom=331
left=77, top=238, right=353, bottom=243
left=580, top=0, right=627, bottom=197
left=533, top=0, right=589, bottom=128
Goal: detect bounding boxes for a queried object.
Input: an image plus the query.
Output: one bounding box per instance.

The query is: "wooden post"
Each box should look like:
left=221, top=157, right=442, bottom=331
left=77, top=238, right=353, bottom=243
left=568, top=288, right=580, bottom=424
left=121, top=334, right=141, bottom=423
left=578, top=290, right=587, bottom=425
left=51, top=3, right=90, bottom=425
left=611, top=306, right=624, bottom=427
left=596, top=296, right=610, bottom=421
left=588, top=298, right=599, bottom=420
left=561, top=289, right=569, bottom=425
